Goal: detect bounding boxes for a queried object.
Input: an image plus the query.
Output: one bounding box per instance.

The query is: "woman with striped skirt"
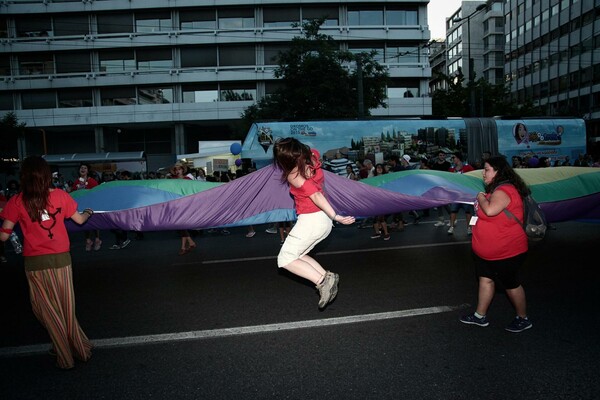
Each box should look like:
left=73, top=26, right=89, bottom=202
left=0, top=156, right=94, bottom=369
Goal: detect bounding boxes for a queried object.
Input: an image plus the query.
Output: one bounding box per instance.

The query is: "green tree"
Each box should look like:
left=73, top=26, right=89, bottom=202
left=242, top=19, right=390, bottom=127
left=432, top=68, right=542, bottom=117
left=0, top=112, right=26, bottom=173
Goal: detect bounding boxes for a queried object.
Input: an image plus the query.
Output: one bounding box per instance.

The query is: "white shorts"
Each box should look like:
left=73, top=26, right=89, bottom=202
left=277, top=211, right=333, bottom=268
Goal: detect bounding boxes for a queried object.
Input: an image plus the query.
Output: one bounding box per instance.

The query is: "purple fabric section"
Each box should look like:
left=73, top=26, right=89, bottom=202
left=540, top=193, right=600, bottom=223
left=68, top=166, right=477, bottom=232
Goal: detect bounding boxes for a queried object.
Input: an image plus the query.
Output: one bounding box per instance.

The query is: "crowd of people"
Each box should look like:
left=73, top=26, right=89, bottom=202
left=2, top=144, right=600, bottom=370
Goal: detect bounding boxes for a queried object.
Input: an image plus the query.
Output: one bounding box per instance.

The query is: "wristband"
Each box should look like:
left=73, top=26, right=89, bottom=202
left=332, top=214, right=337, bottom=221
left=83, top=208, right=93, bottom=216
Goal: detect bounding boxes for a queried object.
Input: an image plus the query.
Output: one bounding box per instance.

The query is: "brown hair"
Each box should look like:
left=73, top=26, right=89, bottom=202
left=273, top=137, right=313, bottom=182
left=20, top=156, right=52, bottom=222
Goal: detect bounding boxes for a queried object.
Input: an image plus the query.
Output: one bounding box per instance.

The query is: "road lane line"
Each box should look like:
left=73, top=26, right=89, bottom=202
left=0, top=304, right=469, bottom=358
left=193, top=240, right=471, bottom=265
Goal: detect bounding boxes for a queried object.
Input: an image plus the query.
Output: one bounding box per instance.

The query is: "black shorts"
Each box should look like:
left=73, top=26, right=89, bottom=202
left=473, top=252, right=527, bottom=289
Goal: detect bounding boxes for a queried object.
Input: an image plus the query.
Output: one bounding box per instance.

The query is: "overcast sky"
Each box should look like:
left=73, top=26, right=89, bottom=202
left=428, top=0, right=463, bottom=39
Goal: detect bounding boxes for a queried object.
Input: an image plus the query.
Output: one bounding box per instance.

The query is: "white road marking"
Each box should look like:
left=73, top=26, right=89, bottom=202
left=0, top=304, right=469, bottom=358
left=196, top=240, right=471, bottom=265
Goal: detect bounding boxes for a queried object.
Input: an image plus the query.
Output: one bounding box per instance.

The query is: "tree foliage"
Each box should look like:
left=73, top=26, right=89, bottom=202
left=431, top=68, right=542, bottom=118
left=0, top=112, right=26, bottom=159
left=242, top=19, right=390, bottom=127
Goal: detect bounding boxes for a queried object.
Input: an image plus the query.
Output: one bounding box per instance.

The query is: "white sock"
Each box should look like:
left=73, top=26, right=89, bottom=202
left=474, top=312, right=485, bottom=319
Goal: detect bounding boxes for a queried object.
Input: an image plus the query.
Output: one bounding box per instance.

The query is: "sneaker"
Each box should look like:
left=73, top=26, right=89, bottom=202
left=0, top=256, right=7, bottom=263
left=370, top=234, right=381, bottom=239
left=93, top=238, right=102, bottom=251
left=467, top=227, right=472, bottom=236
left=460, top=313, right=489, bottom=327
left=447, top=226, right=454, bottom=234
left=383, top=234, right=391, bottom=241
left=110, top=244, right=121, bottom=250
left=316, top=272, right=338, bottom=309
left=246, top=231, right=256, bottom=238
left=85, top=239, right=93, bottom=252
left=326, top=271, right=339, bottom=304
left=446, top=222, right=452, bottom=227
left=221, top=229, right=230, bottom=235
left=505, top=316, right=532, bottom=333
left=120, top=239, right=131, bottom=249
left=434, top=221, right=445, bottom=227
left=265, top=227, right=277, bottom=234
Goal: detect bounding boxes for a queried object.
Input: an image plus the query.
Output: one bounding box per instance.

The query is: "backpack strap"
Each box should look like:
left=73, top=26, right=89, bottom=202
left=503, top=208, right=523, bottom=226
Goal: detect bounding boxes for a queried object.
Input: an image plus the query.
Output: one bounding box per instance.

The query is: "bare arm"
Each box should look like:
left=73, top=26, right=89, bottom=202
left=309, top=191, right=355, bottom=225
left=70, top=208, right=94, bottom=225
left=0, top=219, right=15, bottom=242
left=476, top=190, right=510, bottom=217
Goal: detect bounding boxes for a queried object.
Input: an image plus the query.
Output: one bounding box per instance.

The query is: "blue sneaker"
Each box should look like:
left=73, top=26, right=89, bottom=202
left=505, top=316, right=532, bottom=333
left=460, top=313, right=489, bottom=327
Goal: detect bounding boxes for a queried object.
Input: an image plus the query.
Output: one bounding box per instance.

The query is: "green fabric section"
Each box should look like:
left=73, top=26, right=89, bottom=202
left=362, top=169, right=485, bottom=192
left=70, top=179, right=222, bottom=199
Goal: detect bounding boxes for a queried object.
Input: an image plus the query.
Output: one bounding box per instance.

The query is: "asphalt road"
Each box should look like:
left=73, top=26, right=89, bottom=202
left=1, top=216, right=599, bottom=400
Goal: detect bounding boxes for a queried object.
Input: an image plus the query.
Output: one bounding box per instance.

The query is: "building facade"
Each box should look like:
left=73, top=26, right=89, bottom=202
left=0, top=0, right=433, bottom=170
left=504, top=0, right=600, bottom=146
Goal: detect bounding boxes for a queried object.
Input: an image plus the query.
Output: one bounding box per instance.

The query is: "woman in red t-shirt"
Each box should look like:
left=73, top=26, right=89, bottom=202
left=273, top=138, right=355, bottom=310
left=171, top=161, right=197, bottom=255
left=70, top=162, right=102, bottom=251
left=0, top=156, right=94, bottom=369
left=460, top=156, right=533, bottom=333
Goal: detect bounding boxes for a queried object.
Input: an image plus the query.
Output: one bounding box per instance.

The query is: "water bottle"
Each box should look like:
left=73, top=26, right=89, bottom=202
left=9, top=232, right=23, bottom=255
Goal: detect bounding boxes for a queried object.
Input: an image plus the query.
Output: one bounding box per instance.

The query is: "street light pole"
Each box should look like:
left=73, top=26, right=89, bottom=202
left=453, top=4, right=486, bottom=117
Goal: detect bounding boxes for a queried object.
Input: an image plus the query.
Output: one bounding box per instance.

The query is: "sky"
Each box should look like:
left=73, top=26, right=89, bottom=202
left=427, top=0, right=463, bottom=39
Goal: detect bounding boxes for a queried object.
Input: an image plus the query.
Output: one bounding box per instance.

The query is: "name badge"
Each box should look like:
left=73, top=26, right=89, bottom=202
left=469, top=216, right=478, bottom=225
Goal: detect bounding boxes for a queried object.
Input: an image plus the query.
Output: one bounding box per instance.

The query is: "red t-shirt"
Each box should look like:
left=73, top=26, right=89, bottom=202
left=449, top=164, right=475, bottom=174
left=471, top=184, right=528, bottom=260
left=71, top=176, right=98, bottom=191
left=1, top=189, right=78, bottom=256
left=290, top=149, right=324, bottom=215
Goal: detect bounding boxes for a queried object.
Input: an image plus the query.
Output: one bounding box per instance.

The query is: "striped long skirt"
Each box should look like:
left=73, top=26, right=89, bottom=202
left=26, top=265, right=93, bottom=369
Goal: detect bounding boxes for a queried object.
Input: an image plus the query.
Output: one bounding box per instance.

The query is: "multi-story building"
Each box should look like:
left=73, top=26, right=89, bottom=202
left=504, top=0, right=600, bottom=145
left=0, top=0, right=433, bottom=170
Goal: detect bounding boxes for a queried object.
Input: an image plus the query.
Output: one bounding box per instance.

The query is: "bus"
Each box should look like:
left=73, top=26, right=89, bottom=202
left=240, top=117, right=587, bottom=169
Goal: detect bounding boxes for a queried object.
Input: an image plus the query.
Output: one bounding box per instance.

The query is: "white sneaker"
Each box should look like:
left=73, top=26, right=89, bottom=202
left=265, top=227, right=277, bottom=234
left=447, top=226, right=454, bottom=234
left=434, top=221, right=445, bottom=227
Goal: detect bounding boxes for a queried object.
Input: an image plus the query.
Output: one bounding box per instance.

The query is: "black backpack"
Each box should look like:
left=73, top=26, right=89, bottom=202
left=503, top=194, right=547, bottom=242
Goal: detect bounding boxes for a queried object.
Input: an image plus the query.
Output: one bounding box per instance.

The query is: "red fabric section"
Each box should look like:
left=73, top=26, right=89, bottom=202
left=289, top=149, right=324, bottom=215
left=1, top=190, right=78, bottom=256
left=472, top=185, right=528, bottom=260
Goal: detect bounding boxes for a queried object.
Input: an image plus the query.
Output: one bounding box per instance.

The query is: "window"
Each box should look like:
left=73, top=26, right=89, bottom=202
left=385, top=8, right=418, bottom=25
left=348, top=7, right=384, bottom=25
left=182, top=84, right=218, bottom=103
left=99, top=49, right=136, bottom=72
left=218, top=8, right=254, bottom=29
left=302, top=6, right=339, bottom=26
left=55, top=52, right=91, bottom=74
left=16, top=17, right=53, bottom=37
left=137, top=86, right=173, bottom=104
left=101, top=87, right=136, bottom=106
left=264, top=44, right=290, bottom=65
left=0, top=56, right=10, bottom=76
left=54, top=15, right=89, bottom=36
left=387, top=79, right=419, bottom=98
left=0, top=92, right=13, bottom=110
left=22, top=91, right=56, bottom=109
left=0, top=17, right=7, bottom=38
left=219, top=45, right=255, bottom=66
left=135, top=11, right=172, bottom=33
left=219, top=82, right=256, bottom=101
left=180, top=9, right=216, bottom=30
left=19, top=53, right=54, bottom=75
left=263, top=6, right=300, bottom=28
left=136, top=48, right=172, bottom=70
left=181, top=46, right=217, bottom=68
left=58, top=88, right=93, bottom=107
left=97, top=13, right=133, bottom=34
left=385, top=44, right=419, bottom=63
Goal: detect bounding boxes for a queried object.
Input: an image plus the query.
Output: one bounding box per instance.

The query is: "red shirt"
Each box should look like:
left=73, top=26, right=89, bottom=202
left=471, top=184, right=528, bottom=260
left=71, top=176, right=98, bottom=191
left=449, top=164, right=475, bottom=174
left=1, top=189, right=78, bottom=257
left=290, top=149, right=324, bottom=215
